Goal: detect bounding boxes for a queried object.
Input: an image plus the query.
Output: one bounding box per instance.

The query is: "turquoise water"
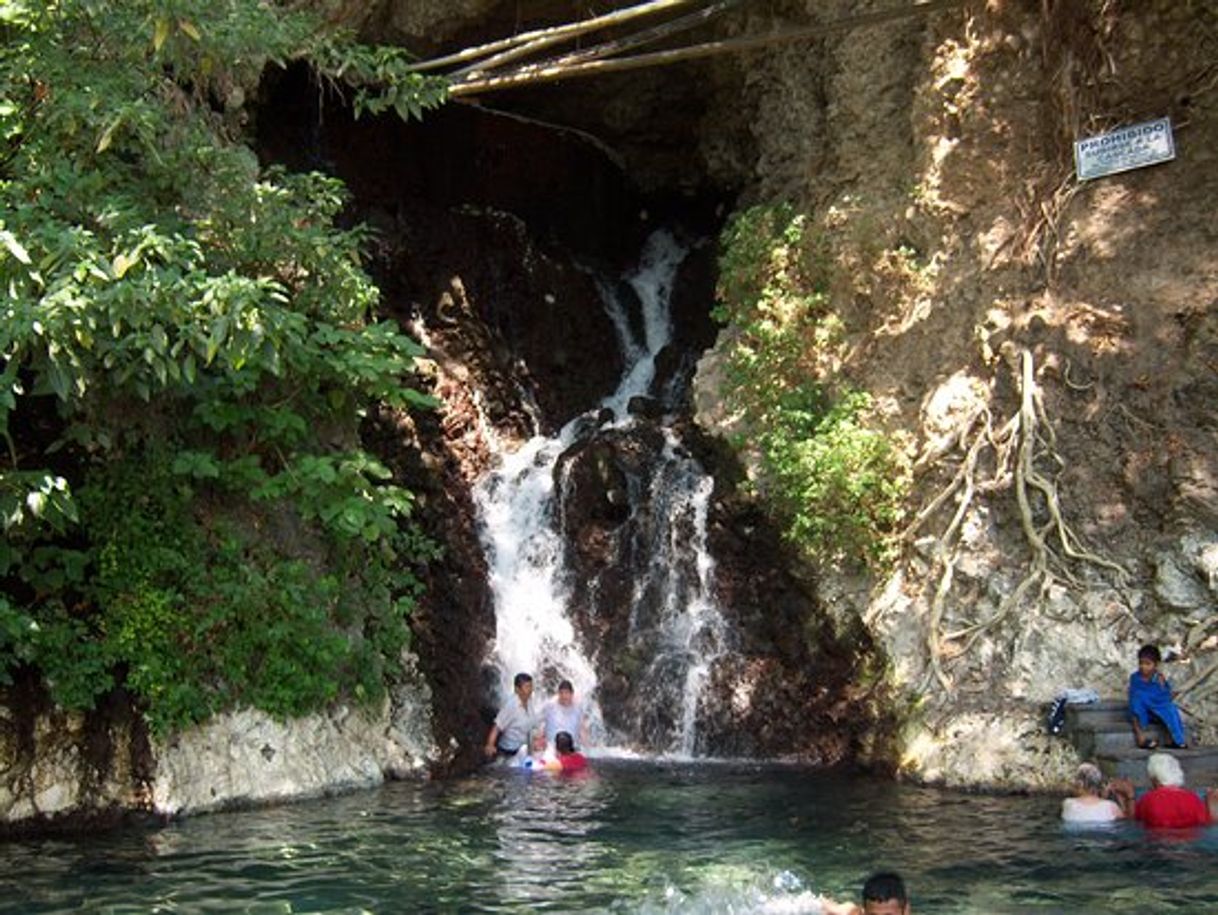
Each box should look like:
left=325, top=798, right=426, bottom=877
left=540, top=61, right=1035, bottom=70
left=3, top=761, right=1218, bottom=913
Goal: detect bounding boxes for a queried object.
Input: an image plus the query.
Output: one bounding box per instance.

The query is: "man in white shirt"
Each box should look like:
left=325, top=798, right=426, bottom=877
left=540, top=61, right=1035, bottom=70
left=543, top=679, right=587, bottom=749
left=484, top=672, right=544, bottom=760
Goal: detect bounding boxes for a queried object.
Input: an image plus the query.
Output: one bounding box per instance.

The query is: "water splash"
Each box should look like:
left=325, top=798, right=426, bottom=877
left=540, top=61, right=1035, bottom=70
left=475, top=229, right=728, bottom=756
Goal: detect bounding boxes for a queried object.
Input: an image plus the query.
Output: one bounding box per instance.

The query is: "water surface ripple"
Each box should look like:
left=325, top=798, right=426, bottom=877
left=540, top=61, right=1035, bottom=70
left=3, top=763, right=1218, bottom=913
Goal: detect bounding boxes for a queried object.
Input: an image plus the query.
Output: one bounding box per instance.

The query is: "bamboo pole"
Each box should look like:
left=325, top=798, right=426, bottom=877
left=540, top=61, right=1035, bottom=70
left=410, top=0, right=707, bottom=74
left=448, top=0, right=966, bottom=97
left=494, top=0, right=747, bottom=77
left=454, top=0, right=746, bottom=79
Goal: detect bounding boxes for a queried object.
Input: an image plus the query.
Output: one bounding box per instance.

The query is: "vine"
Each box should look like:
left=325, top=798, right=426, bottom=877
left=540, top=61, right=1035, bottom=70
left=905, top=349, right=1128, bottom=692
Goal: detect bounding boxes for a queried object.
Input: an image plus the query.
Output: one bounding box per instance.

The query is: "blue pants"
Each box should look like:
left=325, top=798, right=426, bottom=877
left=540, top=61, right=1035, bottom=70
left=1129, top=692, right=1187, bottom=746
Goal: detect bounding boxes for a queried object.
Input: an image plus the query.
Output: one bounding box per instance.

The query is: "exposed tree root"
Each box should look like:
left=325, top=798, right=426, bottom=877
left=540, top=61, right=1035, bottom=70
left=911, top=349, right=1129, bottom=693
left=1178, top=655, right=1218, bottom=703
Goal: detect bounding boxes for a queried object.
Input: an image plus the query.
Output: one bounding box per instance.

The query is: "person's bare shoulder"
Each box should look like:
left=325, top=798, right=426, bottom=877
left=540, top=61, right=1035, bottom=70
left=820, top=900, right=862, bottom=915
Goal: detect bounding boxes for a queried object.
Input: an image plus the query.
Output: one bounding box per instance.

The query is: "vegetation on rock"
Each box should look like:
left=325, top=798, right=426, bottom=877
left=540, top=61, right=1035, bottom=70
left=0, top=0, right=446, bottom=734
left=712, top=203, right=909, bottom=568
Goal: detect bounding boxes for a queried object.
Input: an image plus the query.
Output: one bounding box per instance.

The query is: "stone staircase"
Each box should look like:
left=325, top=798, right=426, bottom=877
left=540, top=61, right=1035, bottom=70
left=1063, top=700, right=1218, bottom=787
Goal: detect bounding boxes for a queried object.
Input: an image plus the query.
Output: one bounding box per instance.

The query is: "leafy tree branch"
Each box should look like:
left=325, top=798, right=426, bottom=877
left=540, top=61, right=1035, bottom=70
left=0, top=0, right=446, bottom=733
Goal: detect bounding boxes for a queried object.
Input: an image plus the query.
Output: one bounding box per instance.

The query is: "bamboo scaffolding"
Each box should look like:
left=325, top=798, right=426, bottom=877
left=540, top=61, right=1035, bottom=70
left=447, top=0, right=965, bottom=98
left=453, top=0, right=746, bottom=79
left=410, top=0, right=706, bottom=74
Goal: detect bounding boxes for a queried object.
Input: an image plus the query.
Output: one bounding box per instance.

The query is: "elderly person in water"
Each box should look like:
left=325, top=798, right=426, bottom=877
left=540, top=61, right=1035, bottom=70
left=1061, top=762, right=1124, bottom=823
left=1108, top=752, right=1218, bottom=828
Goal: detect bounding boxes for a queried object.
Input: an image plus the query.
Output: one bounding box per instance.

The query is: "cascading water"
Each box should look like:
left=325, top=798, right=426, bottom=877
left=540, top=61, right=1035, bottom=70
left=628, top=434, right=725, bottom=757
left=474, top=230, right=730, bottom=756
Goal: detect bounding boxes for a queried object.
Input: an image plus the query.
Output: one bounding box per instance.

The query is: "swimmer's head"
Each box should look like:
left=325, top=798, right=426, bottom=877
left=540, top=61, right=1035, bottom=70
left=861, top=872, right=909, bottom=915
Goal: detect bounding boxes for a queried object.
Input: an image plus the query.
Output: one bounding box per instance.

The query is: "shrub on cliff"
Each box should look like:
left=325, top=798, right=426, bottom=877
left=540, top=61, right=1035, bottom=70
left=0, top=1, right=445, bottom=734
left=712, top=203, right=908, bottom=568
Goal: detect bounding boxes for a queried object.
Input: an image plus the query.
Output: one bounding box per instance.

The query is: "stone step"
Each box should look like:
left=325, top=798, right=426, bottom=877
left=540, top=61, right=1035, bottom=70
left=1064, top=699, right=1130, bottom=731
left=1060, top=698, right=1217, bottom=788
left=1064, top=698, right=1197, bottom=739
left=1075, top=722, right=1172, bottom=758
left=1097, top=746, right=1218, bottom=787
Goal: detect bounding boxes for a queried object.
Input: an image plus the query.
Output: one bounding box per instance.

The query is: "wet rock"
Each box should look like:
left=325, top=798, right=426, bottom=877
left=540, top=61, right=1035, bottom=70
left=627, top=395, right=665, bottom=420
left=650, top=345, right=683, bottom=402
left=0, top=689, right=152, bottom=833
left=557, top=426, right=666, bottom=549
left=361, top=403, right=494, bottom=777
left=259, top=68, right=648, bottom=429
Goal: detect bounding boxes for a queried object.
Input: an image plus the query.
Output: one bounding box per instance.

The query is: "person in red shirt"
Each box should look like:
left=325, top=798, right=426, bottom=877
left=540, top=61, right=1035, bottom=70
left=1110, top=752, right=1216, bottom=828
left=540, top=731, right=587, bottom=773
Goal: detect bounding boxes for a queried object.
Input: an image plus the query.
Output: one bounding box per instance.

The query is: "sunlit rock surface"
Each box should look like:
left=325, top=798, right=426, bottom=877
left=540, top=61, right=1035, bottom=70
left=153, top=684, right=434, bottom=816
left=690, top=0, right=1218, bottom=790
left=900, top=710, right=1080, bottom=792
left=1, top=667, right=434, bottom=828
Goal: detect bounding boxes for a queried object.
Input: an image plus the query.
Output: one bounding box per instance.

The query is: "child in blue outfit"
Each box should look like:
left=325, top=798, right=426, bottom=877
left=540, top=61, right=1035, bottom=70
left=1129, top=644, right=1188, bottom=750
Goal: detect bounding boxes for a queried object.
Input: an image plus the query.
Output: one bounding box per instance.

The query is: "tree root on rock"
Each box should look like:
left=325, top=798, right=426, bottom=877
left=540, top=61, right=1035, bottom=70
left=907, top=349, right=1129, bottom=693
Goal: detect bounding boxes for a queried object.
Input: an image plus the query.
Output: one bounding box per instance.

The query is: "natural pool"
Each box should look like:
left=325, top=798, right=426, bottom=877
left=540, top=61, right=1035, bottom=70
left=3, top=761, right=1217, bottom=913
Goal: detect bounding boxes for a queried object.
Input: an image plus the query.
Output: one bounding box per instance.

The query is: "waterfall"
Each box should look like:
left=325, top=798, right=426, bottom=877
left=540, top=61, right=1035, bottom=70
left=474, top=230, right=729, bottom=756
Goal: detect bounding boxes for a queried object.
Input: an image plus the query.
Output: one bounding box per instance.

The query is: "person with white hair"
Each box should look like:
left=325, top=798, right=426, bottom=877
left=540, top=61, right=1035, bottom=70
left=1061, top=762, right=1125, bottom=823
left=1109, top=752, right=1216, bottom=828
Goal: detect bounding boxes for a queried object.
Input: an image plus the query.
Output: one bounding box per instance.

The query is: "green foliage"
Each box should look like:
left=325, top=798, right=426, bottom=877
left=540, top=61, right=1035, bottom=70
left=311, top=42, right=449, bottom=122
left=715, top=204, right=908, bottom=567
left=0, top=0, right=444, bottom=732
left=0, top=596, right=36, bottom=685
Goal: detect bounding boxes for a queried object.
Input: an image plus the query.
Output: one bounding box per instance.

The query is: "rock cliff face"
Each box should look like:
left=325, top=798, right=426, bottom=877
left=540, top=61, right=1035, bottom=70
left=258, top=64, right=895, bottom=766
left=6, top=0, right=1216, bottom=829
left=342, top=0, right=1218, bottom=790
left=691, top=0, right=1218, bottom=789
left=1, top=668, right=433, bottom=833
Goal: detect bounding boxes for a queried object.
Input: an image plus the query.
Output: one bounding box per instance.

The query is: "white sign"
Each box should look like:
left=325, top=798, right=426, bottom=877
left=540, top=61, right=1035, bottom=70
left=1074, top=118, right=1175, bottom=181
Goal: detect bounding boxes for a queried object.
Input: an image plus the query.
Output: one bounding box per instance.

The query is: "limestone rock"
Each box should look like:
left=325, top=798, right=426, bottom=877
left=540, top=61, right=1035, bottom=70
left=153, top=684, right=434, bottom=817
left=1156, top=554, right=1208, bottom=611
left=2, top=669, right=435, bottom=827
left=901, top=710, right=1078, bottom=792
left=1155, top=533, right=1218, bottom=613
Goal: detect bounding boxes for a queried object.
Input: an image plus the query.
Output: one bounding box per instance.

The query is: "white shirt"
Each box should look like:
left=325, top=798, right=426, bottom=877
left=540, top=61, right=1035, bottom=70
left=544, top=699, right=584, bottom=743
left=494, top=697, right=542, bottom=752
left=1061, top=796, right=1123, bottom=823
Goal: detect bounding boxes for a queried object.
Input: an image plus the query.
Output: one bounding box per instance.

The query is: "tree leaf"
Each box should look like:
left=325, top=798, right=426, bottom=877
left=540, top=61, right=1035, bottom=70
left=96, top=115, right=122, bottom=153
left=153, top=17, right=170, bottom=52
left=0, top=230, right=30, bottom=265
